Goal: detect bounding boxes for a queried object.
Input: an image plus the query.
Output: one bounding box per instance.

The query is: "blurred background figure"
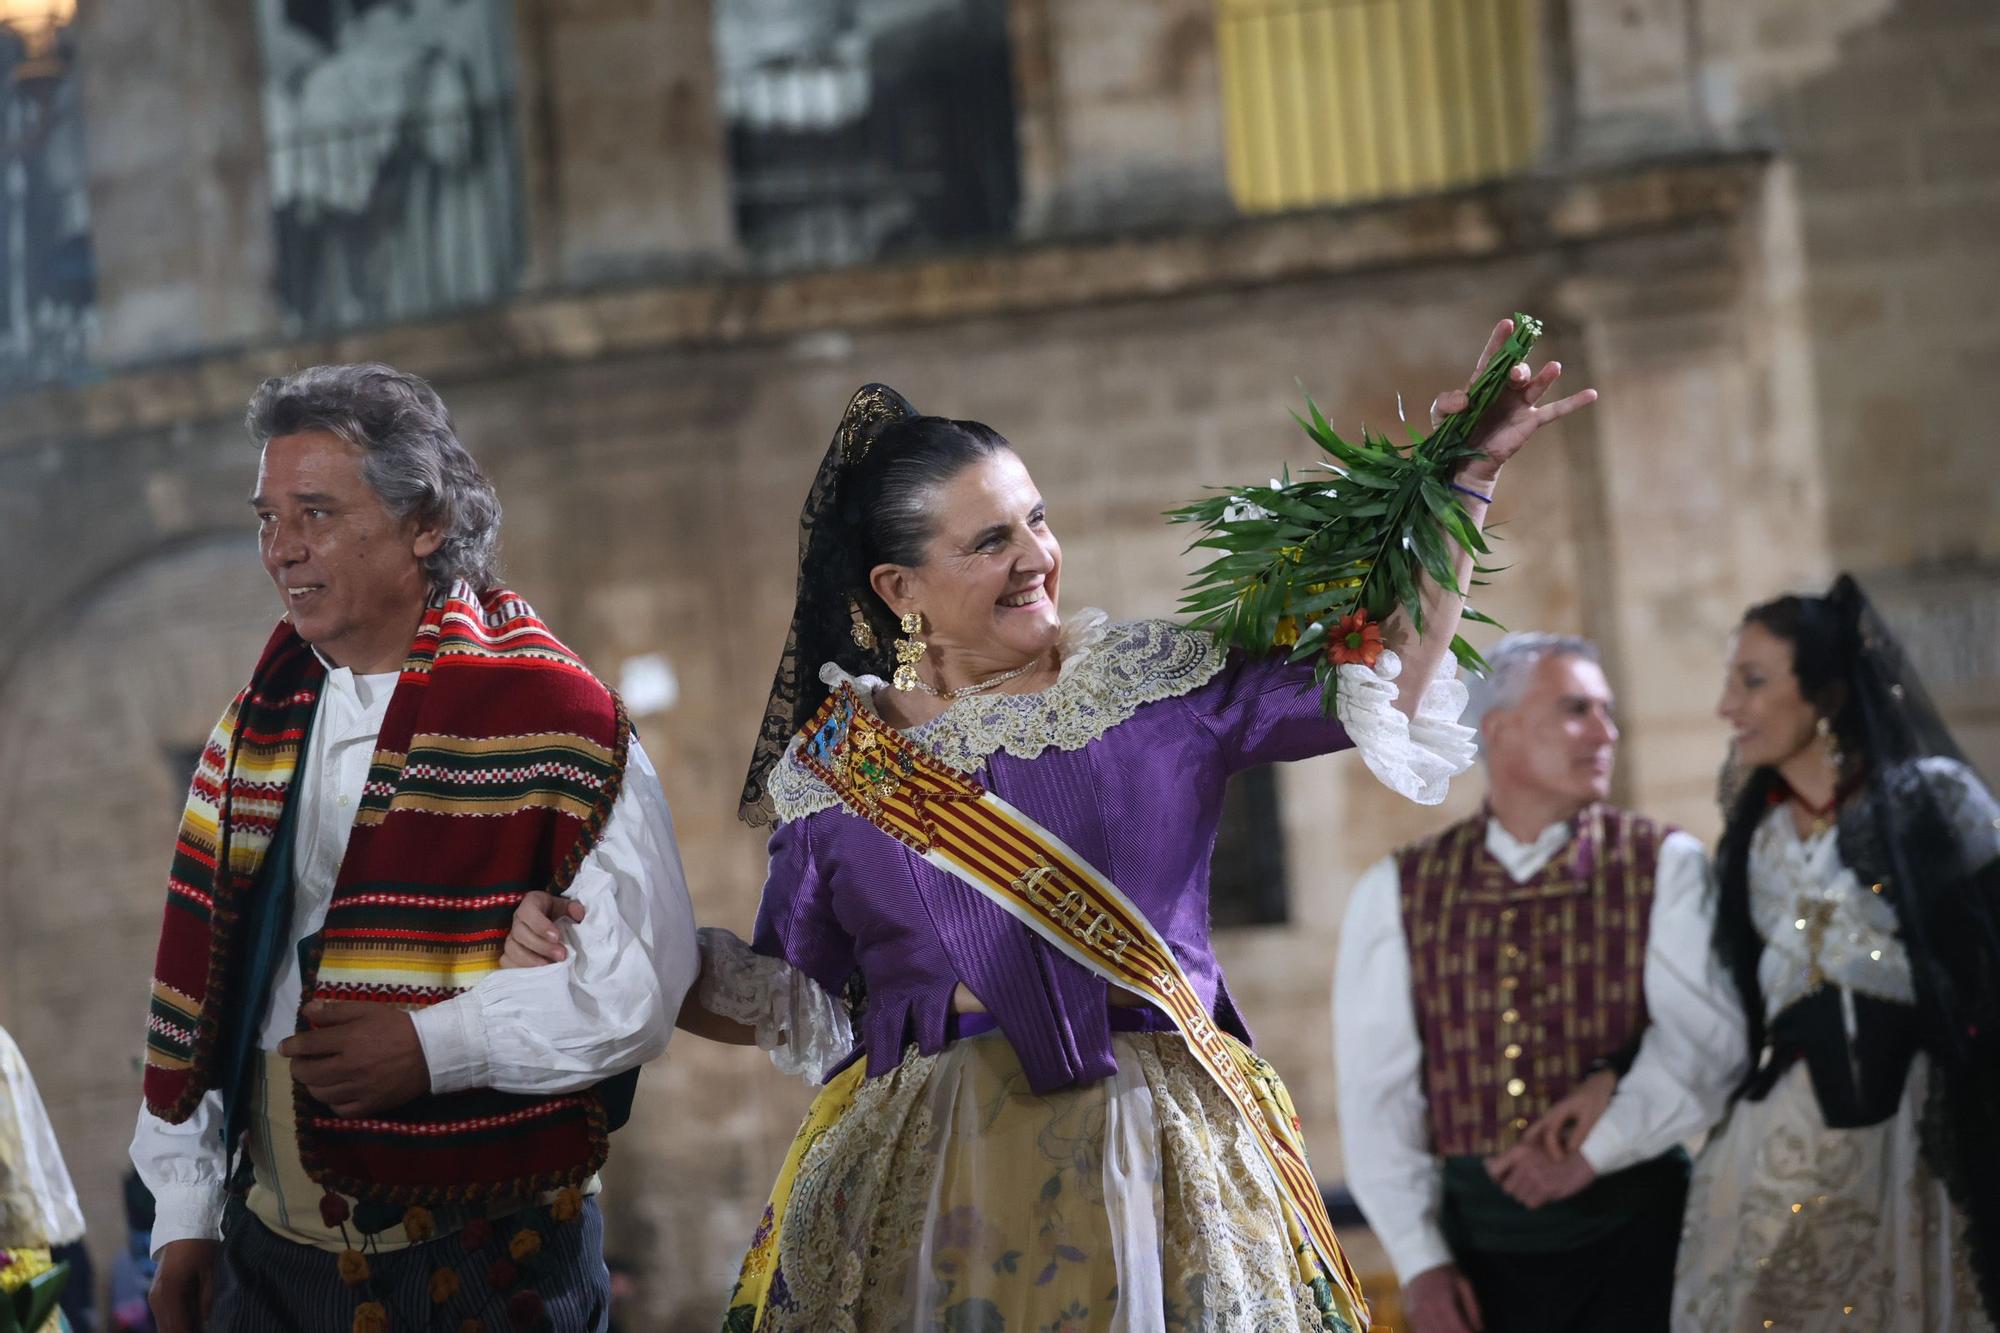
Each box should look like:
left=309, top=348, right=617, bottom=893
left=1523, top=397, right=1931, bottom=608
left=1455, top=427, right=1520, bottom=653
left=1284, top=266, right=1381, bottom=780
left=44, top=1241, right=91, bottom=1333
left=604, top=1255, right=637, bottom=1333
left=0, top=0, right=1994, bottom=1325
left=1, top=1023, right=86, bottom=1333
left=105, top=1173, right=155, bottom=1333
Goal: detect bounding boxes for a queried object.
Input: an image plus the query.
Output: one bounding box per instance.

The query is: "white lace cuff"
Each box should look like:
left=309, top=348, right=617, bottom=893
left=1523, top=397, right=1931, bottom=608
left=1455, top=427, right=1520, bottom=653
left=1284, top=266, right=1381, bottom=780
left=1335, top=649, right=1478, bottom=806
left=696, top=927, right=854, bottom=1082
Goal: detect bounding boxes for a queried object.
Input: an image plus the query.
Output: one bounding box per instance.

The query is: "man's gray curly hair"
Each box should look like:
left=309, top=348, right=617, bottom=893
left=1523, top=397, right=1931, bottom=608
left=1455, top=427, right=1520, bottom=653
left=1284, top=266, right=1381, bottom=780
left=1464, top=631, right=1603, bottom=739
left=246, top=363, right=502, bottom=592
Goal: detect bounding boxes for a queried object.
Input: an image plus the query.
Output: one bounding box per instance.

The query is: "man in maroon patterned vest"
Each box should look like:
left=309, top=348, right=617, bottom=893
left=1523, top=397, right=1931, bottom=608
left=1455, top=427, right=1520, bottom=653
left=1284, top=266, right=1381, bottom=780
left=1334, top=633, right=1744, bottom=1333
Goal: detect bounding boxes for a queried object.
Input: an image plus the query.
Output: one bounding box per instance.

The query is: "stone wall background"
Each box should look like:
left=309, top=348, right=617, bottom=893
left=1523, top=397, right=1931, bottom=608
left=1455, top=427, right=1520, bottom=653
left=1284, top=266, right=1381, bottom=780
left=0, top=1, right=1993, bottom=1325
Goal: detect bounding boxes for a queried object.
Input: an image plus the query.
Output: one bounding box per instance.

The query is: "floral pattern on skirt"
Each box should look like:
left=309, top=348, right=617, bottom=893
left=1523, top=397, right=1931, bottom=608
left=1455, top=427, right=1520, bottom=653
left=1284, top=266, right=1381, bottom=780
left=724, top=1030, right=1358, bottom=1333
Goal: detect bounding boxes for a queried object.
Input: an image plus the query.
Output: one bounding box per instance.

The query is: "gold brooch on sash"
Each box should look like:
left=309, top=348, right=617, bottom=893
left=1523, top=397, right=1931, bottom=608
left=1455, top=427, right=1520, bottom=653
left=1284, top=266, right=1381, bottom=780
left=807, top=693, right=915, bottom=813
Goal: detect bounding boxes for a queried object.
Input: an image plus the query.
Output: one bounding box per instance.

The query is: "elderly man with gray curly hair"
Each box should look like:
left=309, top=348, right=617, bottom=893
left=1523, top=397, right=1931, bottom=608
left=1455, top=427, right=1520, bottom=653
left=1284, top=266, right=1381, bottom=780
left=129, top=364, right=699, bottom=1333
left=1333, top=632, right=1745, bottom=1333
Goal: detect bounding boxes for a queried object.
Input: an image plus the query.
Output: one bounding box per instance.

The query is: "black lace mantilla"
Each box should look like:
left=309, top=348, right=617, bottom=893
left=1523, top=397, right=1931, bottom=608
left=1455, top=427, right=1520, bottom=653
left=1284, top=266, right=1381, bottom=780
left=740, top=384, right=919, bottom=825
left=1841, top=760, right=2000, bottom=1319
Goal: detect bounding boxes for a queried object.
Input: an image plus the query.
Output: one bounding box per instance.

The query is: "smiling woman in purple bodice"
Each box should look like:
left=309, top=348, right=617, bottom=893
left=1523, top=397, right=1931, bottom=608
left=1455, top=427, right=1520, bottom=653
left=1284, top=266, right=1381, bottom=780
left=508, top=322, right=1595, bottom=1333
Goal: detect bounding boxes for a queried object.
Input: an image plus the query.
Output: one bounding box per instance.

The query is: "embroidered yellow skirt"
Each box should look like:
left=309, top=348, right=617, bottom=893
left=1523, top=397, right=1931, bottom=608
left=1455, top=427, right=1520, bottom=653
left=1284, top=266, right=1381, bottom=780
left=723, top=1030, right=1360, bottom=1333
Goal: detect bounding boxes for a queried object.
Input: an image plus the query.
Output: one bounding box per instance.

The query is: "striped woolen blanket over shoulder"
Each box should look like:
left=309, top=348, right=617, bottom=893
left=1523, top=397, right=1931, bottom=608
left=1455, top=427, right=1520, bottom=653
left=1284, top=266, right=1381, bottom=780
left=141, top=581, right=629, bottom=1205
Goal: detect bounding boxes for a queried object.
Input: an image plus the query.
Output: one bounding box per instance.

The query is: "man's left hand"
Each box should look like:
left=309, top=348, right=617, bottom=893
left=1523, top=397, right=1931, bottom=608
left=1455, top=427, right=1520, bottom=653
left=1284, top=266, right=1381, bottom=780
left=279, top=1001, right=431, bottom=1117
left=1484, top=1143, right=1598, bottom=1210
left=1518, top=1068, right=1617, bottom=1162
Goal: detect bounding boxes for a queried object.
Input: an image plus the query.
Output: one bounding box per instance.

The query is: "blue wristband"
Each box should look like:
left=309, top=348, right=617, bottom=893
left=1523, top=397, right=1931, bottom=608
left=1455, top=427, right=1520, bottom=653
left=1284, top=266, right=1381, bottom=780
left=1450, top=481, right=1494, bottom=505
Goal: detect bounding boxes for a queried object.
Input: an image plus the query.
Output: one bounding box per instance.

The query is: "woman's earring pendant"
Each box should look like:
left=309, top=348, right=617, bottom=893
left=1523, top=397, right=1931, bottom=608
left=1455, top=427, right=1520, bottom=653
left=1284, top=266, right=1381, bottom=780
left=893, top=611, right=926, bottom=691
left=1816, top=714, right=1845, bottom=775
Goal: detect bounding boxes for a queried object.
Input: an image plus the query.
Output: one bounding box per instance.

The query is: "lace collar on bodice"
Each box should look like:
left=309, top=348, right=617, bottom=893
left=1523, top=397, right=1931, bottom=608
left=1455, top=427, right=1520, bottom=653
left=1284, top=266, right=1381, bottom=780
left=765, top=610, right=1225, bottom=824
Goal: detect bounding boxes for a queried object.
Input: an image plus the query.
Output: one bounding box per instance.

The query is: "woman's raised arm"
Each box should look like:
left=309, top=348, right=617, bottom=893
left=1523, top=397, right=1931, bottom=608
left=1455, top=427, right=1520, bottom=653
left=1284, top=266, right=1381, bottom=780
left=1390, top=317, right=1597, bottom=717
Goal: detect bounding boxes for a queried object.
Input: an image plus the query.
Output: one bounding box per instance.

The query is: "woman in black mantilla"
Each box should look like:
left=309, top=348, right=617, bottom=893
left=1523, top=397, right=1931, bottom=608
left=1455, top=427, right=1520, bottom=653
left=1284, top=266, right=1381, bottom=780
left=1673, top=575, right=2000, bottom=1331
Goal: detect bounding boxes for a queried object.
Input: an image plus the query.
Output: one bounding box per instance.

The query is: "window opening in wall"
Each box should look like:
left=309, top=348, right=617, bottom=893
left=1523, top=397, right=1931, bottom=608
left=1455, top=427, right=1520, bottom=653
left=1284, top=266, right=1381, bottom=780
left=1209, top=764, right=1290, bottom=929
left=713, top=0, right=1020, bottom=272
left=0, top=0, right=96, bottom=390
left=257, top=0, right=524, bottom=334
left=1214, top=0, right=1542, bottom=213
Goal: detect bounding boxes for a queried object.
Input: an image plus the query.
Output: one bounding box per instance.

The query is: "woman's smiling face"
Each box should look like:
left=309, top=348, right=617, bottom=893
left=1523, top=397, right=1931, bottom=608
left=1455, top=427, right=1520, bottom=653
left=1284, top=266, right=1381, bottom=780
left=873, top=449, right=1063, bottom=679
left=1718, top=618, right=1819, bottom=770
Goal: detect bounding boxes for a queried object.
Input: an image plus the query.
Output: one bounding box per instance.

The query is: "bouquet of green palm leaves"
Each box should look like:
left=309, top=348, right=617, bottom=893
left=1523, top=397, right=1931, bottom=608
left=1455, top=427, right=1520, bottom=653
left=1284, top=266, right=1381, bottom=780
left=1168, top=314, right=1543, bottom=713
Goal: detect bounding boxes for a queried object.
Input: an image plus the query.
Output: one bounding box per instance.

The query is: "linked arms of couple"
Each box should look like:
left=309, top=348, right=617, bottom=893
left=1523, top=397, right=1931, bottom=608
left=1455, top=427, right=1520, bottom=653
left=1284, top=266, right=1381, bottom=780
left=502, top=891, right=856, bottom=1081
left=276, top=740, right=709, bottom=1117
left=149, top=793, right=697, bottom=1131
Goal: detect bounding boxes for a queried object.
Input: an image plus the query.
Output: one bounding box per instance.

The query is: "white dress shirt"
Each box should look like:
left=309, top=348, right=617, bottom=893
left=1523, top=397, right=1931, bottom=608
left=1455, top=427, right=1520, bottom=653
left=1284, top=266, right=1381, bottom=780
left=131, top=662, right=700, bottom=1254
left=1332, top=815, right=1745, bottom=1286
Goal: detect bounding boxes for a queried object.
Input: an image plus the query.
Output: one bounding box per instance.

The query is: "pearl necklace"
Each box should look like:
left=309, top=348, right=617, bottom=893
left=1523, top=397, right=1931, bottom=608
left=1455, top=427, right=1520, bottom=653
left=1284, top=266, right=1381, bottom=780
left=911, top=659, right=1042, bottom=701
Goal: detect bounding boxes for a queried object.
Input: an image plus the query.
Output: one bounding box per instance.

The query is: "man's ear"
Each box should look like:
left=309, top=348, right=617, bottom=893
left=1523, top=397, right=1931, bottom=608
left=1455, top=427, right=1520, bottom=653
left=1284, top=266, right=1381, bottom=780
left=411, top=520, right=445, bottom=562
left=869, top=563, right=916, bottom=618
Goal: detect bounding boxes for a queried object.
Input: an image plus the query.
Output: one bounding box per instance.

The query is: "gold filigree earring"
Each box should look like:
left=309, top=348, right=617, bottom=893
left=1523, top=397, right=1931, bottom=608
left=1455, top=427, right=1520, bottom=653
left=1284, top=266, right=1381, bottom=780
left=893, top=611, right=927, bottom=691
left=848, top=599, right=877, bottom=651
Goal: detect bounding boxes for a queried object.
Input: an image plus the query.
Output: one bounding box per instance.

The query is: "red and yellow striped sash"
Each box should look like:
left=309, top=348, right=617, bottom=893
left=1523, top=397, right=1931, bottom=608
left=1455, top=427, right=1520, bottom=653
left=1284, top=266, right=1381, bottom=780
left=799, top=684, right=1369, bottom=1327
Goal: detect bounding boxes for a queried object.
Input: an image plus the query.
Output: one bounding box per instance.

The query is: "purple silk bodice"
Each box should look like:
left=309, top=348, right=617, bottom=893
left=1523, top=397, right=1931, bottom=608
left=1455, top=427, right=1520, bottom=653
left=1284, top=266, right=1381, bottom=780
left=751, top=622, right=1351, bottom=1093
